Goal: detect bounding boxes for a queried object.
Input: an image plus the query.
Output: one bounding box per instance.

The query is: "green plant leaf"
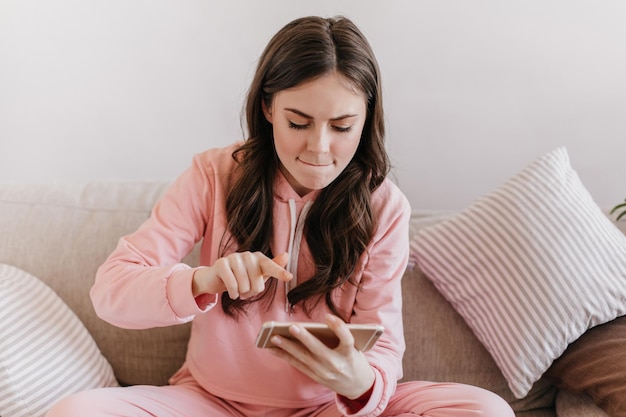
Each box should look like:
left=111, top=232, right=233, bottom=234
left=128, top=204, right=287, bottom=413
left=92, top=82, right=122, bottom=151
left=611, top=201, right=626, bottom=215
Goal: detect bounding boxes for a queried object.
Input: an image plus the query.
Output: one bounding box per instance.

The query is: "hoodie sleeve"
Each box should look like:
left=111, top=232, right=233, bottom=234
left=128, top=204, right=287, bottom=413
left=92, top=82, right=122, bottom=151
left=90, top=151, right=226, bottom=329
left=336, top=180, right=412, bottom=417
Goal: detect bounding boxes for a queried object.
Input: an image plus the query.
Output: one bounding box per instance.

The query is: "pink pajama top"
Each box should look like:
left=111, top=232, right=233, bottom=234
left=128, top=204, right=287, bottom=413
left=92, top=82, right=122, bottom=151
left=91, top=143, right=411, bottom=417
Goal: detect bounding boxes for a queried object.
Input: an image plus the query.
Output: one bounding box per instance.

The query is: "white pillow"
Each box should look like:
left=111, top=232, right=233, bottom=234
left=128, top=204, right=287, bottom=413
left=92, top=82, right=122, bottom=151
left=411, top=147, right=626, bottom=399
left=0, top=263, right=118, bottom=417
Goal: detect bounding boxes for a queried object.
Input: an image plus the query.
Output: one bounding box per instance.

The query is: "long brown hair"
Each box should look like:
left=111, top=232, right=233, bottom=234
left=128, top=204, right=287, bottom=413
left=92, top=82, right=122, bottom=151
left=221, top=16, right=389, bottom=317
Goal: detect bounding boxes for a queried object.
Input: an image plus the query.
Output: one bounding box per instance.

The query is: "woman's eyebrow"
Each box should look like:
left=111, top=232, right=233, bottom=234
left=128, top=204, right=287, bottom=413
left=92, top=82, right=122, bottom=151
left=284, top=108, right=358, bottom=121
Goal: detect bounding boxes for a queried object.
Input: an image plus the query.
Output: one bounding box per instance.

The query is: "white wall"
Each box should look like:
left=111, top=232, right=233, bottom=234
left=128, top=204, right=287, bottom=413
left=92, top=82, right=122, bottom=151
left=1, top=0, right=625, bottom=210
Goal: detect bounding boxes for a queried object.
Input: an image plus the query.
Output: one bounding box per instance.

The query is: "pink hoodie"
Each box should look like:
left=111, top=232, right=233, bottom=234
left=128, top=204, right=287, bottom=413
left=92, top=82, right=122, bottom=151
left=91, top=143, right=411, bottom=417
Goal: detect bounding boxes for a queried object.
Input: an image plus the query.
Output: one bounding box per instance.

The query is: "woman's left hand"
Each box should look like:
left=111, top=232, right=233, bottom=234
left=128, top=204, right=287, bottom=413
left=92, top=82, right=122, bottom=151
left=269, top=314, right=375, bottom=399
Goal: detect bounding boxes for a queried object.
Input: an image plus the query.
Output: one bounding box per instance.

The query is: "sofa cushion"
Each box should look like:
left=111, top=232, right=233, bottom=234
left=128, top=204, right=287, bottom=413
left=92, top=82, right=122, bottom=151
left=0, top=263, right=118, bottom=417
left=410, top=147, right=626, bottom=399
left=546, top=316, right=626, bottom=416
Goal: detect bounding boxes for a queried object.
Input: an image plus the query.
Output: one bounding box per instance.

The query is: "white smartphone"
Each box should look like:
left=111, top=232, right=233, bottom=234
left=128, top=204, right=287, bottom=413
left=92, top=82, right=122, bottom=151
left=255, top=321, right=384, bottom=352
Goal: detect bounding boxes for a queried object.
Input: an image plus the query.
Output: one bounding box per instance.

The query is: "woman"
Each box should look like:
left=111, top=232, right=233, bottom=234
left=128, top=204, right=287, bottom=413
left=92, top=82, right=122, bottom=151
left=47, top=15, right=513, bottom=417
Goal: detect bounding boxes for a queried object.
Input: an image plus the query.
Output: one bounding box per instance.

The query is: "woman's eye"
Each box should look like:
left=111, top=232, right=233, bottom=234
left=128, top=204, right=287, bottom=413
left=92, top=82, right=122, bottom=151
left=333, top=125, right=352, bottom=133
left=288, top=121, right=309, bottom=130
left=287, top=121, right=352, bottom=133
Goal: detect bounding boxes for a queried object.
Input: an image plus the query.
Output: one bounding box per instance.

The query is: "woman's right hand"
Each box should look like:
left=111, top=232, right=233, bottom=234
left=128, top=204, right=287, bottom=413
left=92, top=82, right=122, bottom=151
left=192, top=252, right=292, bottom=299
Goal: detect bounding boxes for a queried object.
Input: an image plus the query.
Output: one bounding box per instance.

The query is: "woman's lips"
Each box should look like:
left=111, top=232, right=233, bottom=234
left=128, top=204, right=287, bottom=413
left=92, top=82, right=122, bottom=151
left=298, top=158, right=332, bottom=167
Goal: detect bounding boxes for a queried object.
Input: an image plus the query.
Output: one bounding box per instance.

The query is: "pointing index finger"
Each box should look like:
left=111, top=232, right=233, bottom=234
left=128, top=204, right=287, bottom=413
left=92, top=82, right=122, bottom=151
left=261, top=253, right=293, bottom=282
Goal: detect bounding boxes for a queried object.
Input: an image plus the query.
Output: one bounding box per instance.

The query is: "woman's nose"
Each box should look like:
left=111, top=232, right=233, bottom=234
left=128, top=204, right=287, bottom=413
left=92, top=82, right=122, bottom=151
left=307, top=127, right=330, bottom=154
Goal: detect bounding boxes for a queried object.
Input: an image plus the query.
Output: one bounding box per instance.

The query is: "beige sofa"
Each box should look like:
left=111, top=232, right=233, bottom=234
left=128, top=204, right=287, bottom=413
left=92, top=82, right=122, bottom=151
left=0, top=182, right=618, bottom=416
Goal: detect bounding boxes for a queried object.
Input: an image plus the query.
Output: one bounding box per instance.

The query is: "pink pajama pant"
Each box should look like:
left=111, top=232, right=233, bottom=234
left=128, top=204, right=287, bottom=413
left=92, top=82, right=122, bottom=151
left=46, top=368, right=514, bottom=417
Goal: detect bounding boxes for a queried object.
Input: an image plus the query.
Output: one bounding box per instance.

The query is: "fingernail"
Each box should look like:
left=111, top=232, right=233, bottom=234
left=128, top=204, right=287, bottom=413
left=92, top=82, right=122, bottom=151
left=271, top=336, right=282, bottom=346
left=290, top=324, right=301, bottom=335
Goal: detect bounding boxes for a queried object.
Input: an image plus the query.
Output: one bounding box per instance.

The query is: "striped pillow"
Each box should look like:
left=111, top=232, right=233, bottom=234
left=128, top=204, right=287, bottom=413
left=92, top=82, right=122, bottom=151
left=0, top=264, right=118, bottom=417
left=411, top=147, right=626, bottom=399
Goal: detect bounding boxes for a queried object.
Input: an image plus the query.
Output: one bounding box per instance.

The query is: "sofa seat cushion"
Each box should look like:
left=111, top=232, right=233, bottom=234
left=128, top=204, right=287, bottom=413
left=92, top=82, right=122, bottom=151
left=411, top=147, right=626, bottom=399
left=0, top=263, right=118, bottom=417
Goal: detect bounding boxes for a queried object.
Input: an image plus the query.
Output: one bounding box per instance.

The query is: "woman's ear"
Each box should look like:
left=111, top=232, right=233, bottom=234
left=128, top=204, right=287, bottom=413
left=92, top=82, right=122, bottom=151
left=261, top=100, right=273, bottom=124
